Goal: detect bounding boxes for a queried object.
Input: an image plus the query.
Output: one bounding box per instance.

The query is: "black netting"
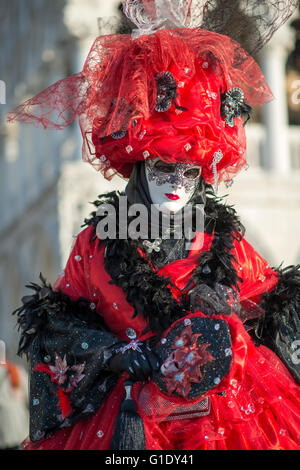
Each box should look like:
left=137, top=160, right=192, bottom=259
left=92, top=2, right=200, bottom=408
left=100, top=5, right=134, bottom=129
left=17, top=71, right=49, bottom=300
left=199, top=0, right=298, bottom=54
left=121, top=0, right=298, bottom=54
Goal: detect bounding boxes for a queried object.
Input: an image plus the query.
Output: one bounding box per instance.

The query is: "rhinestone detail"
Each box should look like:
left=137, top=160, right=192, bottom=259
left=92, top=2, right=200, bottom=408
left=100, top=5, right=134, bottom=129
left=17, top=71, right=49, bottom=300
left=126, top=328, right=137, bottom=340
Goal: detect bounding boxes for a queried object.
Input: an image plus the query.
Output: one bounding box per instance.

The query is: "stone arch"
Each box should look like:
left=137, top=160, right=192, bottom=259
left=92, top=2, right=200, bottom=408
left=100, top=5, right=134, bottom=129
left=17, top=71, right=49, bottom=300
left=0, top=252, right=22, bottom=361
left=17, top=223, right=59, bottom=286
left=241, top=223, right=276, bottom=267
left=295, top=246, right=300, bottom=264
left=0, top=223, right=59, bottom=362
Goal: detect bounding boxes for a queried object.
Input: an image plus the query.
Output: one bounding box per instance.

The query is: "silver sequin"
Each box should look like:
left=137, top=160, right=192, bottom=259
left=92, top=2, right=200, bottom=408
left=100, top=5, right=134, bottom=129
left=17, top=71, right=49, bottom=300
left=126, top=328, right=137, bottom=340
left=143, top=239, right=162, bottom=254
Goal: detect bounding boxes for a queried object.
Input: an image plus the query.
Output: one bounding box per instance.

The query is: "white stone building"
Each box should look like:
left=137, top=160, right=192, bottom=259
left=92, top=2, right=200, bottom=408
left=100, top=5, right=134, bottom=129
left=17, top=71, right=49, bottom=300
left=0, top=0, right=80, bottom=359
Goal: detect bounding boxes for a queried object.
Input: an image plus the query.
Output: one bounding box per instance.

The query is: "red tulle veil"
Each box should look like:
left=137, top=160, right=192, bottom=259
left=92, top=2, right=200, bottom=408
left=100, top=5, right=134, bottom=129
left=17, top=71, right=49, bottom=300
left=7, top=0, right=298, bottom=185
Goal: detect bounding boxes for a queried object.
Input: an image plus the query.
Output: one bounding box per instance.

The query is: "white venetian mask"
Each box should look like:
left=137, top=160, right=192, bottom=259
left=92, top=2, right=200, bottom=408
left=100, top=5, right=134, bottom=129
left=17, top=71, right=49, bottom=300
left=145, top=158, right=202, bottom=213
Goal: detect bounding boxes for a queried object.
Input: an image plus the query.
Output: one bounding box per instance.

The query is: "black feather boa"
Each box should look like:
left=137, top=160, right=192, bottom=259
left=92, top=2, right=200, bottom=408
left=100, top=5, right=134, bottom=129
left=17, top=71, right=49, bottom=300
left=83, top=188, right=245, bottom=342
left=254, top=265, right=300, bottom=383
left=258, top=265, right=300, bottom=336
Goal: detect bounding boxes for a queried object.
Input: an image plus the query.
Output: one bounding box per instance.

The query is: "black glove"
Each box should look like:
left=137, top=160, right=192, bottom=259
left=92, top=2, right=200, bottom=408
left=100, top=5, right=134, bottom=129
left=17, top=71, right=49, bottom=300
left=108, top=342, right=160, bottom=382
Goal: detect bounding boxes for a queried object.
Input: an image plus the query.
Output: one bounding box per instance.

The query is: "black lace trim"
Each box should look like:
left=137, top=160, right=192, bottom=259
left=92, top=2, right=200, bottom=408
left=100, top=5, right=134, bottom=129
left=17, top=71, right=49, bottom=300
left=155, top=71, right=188, bottom=113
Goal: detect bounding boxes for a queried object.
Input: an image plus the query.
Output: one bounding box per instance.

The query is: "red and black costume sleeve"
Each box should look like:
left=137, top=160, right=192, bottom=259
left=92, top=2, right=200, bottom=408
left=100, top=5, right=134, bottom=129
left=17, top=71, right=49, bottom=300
left=13, top=243, right=127, bottom=442
left=254, top=266, right=300, bottom=383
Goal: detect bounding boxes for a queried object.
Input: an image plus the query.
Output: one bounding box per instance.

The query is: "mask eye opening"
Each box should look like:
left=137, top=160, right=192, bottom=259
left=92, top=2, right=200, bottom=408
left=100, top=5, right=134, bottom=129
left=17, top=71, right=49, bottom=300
left=183, top=167, right=202, bottom=180
left=154, top=160, right=176, bottom=174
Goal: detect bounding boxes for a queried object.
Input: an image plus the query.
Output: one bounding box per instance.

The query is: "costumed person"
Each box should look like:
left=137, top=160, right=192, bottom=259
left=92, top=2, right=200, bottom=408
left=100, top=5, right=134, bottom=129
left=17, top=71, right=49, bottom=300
left=0, top=361, right=29, bottom=450
left=7, top=0, right=300, bottom=451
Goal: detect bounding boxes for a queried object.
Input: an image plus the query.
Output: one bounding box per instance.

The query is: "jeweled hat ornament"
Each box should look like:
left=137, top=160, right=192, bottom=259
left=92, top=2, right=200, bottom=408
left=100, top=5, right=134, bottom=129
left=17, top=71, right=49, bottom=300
left=7, top=0, right=297, bottom=192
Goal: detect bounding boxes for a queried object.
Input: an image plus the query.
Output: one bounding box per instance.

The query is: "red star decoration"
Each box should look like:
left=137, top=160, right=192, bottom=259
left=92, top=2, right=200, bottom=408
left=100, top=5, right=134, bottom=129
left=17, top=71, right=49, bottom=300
left=162, top=325, right=215, bottom=398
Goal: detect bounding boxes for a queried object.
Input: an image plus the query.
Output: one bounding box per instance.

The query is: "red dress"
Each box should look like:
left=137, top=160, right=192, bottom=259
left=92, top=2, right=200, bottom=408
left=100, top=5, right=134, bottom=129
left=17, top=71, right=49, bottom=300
left=23, top=226, right=300, bottom=450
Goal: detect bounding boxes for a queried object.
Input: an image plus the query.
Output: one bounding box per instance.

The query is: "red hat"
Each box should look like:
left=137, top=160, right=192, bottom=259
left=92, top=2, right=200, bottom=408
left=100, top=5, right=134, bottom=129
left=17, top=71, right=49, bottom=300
left=7, top=0, right=297, bottom=187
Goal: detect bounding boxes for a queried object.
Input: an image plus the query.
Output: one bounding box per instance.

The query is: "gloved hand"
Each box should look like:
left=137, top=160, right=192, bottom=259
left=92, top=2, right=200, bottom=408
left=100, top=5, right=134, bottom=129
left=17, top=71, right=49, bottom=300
left=108, top=341, right=160, bottom=382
